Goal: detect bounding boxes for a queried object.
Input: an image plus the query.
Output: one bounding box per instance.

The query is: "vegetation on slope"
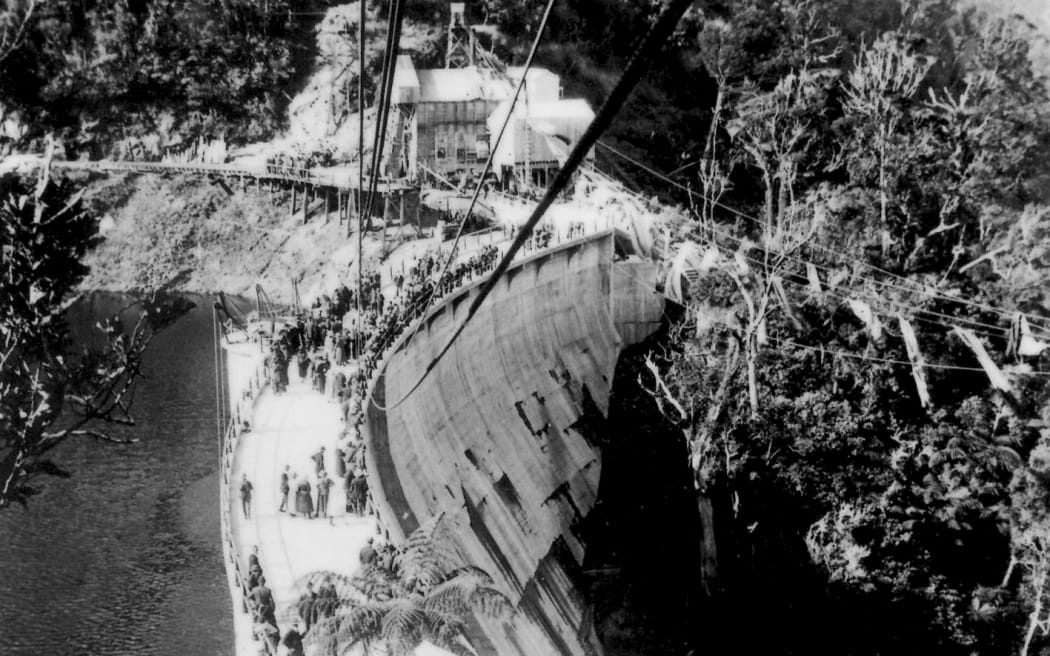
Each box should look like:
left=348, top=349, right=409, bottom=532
left=628, top=1, right=1050, bottom=654
left=77, top=172, right=364, bottom=302
left=0, top=0, right=331, bottom=155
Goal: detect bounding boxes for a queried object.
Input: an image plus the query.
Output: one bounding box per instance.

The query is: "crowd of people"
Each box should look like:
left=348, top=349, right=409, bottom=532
left=233, top=217, right=602, bottom=655
left=244, top=546, right=304, bottom=656
left=356, top=243, right=503, bottom=383
left=264, top=150, right=337, bottom=181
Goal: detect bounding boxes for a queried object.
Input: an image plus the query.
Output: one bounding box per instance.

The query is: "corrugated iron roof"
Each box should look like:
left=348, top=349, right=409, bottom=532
left=415, top=65, right=558, bottom=103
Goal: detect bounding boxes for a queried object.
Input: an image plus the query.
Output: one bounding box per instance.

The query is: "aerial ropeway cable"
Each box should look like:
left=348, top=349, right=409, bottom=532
left=363, top=0, right=406, bottom=230
left=370, top=0, right=697, bottom=411
left=597, top=139, right=1050, bottom=338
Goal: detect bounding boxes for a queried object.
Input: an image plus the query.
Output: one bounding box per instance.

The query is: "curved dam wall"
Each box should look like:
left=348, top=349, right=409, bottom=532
left=365, top=230, right=663, bottom=656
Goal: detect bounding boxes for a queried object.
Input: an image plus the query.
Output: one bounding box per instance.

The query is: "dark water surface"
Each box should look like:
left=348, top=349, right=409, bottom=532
left=0, top=293, right=233, bottom=656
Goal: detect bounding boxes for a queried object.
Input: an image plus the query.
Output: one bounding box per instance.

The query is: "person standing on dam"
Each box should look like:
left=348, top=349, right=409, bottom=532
left=295, top=475, right=314, bottom=518
left=349, top=469, right=368, bottom=516
left=296, top=349, right=310, bottom=382
left=311, top=445, right=326, bottom=474
left=250, top=575, right=277, bottom=627
left=240, top=473, right=253, bottom=519
left=279, top=466, right=290, bottom=513
left=316, top=471, right=332, bottom=519
left=359, top=537, right=376, bottom=566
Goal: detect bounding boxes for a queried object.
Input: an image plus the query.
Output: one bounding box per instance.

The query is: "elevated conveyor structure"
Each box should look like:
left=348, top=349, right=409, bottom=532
left=364, top=229, right=664, bottom=656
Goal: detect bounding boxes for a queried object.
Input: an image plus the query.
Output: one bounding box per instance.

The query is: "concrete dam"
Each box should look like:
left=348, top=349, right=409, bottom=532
left=365, top=229, right=665, bottom=655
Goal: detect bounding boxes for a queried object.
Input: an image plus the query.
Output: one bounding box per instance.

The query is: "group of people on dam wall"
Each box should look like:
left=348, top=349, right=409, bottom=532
left=244, top=545, right=303, bottom=655
left=225, top=214, right=622, bottom=656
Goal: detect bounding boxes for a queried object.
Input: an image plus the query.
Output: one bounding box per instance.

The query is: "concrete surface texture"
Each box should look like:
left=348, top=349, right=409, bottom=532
left=365, top=230, right=664, bottom=656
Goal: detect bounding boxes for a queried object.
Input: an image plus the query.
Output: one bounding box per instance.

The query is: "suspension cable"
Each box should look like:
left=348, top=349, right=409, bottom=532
left=356, top=0, right=366, bottom=309
left=597, top=139, right=1050, bottom=336
left=364, top=0, right=405, bottom=227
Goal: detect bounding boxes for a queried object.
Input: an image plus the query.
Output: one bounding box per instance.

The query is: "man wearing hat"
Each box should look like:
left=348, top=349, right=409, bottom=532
left=311, top=446, right=326, bottom=475
left=240, top=473, right=253, bottom=519
left=316, top=470, right=332, bottom=519
left=359, top=537, right=377, bottom=566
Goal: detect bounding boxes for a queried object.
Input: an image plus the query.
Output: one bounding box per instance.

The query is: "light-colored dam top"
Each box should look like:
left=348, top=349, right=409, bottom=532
left=228, top=370, right=375, bottom=655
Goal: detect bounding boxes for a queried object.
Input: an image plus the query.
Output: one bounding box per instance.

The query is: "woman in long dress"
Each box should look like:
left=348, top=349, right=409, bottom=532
left=295, top=478, right=313, bottom=517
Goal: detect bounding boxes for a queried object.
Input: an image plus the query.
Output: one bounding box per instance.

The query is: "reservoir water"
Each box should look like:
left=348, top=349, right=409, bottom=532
left=0, top=292, right=233, bottom=655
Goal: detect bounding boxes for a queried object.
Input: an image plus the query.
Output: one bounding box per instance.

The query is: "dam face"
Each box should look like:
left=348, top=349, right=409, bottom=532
left=365, top=230, right=664, bottom=656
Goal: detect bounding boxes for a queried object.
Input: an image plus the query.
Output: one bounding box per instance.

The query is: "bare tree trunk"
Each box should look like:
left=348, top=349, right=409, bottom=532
left=1022, top=566, right=1047, bottom=656
left=878, top=127, right=890, bottom=255
left=762, top=165, right=774, bottom=244
left=697, top=493, right=720, bottom=596
left=1003, top=554, right=1018, bottom=588
left=746, top=335, right=759, bottom=420
left=776, top=161, right=791, bottom=247
left=700, top=83, right=726, bottom=234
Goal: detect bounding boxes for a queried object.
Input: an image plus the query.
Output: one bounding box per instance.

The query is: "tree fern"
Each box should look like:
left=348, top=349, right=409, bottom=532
left=299, top=516, right=513, bottom=656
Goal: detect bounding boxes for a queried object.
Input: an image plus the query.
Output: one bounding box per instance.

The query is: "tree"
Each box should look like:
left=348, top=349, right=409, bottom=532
left=728, top=68, right=837, bottom=248
left=0, top=0, right=37, bottom=63
left=298, top=516, right=512, bottom=656
left=1008, top=431, right=1050, bottom=656
left=841, top=31, right=932, bottom=255
left=0, top=158, right=189, bottom=509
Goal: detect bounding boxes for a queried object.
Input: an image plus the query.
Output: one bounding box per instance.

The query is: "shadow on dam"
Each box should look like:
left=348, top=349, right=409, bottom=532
left=581, top=329, right=704, bottom=656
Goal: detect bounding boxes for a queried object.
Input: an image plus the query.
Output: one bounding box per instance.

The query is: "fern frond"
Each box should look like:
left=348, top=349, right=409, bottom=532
left=381, top=598, right=426, bottom=655
left=471, top=585, right=514, bottom=619
left=399, top=513, right=460, bottom=591
left=993, top=445, right=1023, bottom=469
left=423, top=574, right=482, bottom=617
left=417, top=608, right=475, bottom=656
left=292, top=570, right=367, bottom=628
left=446, top=565, right=496, bottom=585
left=296, top=570, right=357, bottom=593
left=337, top=604, right=386, bottom=648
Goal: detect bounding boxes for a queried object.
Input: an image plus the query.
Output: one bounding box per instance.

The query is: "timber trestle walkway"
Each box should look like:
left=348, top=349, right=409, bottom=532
left=51, top=158, right=411, bottom=226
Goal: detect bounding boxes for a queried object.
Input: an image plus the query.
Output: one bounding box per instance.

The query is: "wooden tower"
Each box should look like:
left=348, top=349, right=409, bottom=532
left=446, top=2, right=474, bottom=68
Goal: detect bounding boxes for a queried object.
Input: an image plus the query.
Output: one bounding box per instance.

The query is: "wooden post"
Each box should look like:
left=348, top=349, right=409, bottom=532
left=337, top=191, right=344, bottom=225
left=291, top=184, right=298, bottom=217
left=302, top=185, right=309, bottom=224
left=325, top=190, right=331, bottom=224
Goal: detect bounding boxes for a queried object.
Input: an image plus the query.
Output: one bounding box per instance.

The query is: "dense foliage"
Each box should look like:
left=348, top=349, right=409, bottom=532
left=0, top=160, right=189, bottom=508
left=637, top=1, right=1050, bottom=654
left=0, top=0, right=322, bottom=156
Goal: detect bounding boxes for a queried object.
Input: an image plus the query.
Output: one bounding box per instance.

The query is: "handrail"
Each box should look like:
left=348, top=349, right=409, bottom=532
left=218, top=345, right=270, bottom=654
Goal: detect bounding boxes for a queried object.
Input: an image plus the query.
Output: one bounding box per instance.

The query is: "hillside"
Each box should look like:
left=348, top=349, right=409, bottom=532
left=77, top=171, right=387, bottom=304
